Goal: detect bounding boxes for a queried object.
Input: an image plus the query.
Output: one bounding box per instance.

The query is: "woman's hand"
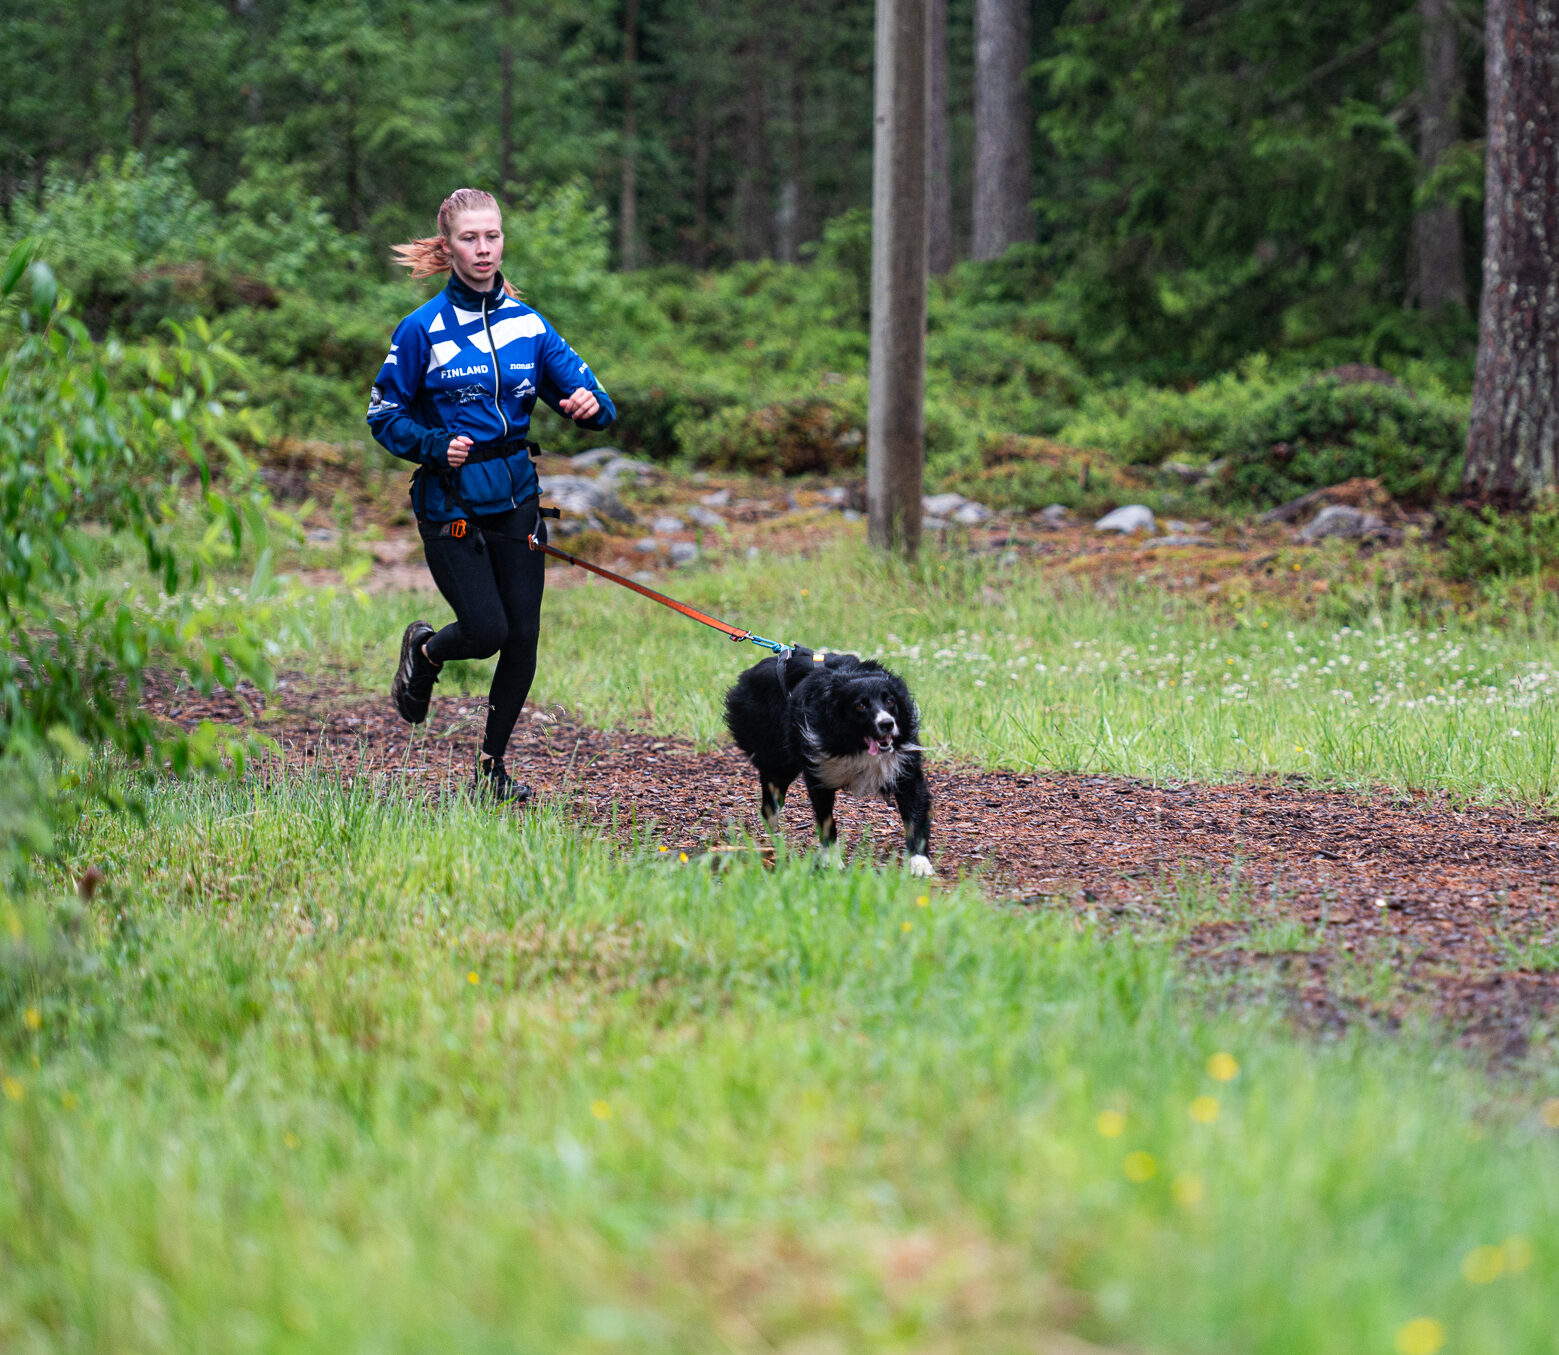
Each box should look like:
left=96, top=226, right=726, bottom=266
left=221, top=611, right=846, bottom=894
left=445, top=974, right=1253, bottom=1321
left=558, top=387, right=600, bottom=422
left=446, top=435, right=473, bottom=468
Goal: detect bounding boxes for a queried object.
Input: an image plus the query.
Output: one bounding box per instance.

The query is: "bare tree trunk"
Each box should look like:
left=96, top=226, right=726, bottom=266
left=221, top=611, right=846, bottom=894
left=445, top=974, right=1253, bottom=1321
left=499, top=0, right=516, bottom=189
left=868, top=0, right=928, bottom=556
left=927, top=0, right=953, bottom=274
left=126, top=0, right=149, bottom=150
left=971, top=0, right=1030, bottom=260
left=618, top=0, right=639, bottom=270
left=1413, top=0, right=1467, bottom=311
left=733, top=36, right=772, bottom=261
left=775, top=59, right=807, bottom=262
left=1464, top=0, right=1559, bottom=504
left=691, top=114, right=710, bottom=268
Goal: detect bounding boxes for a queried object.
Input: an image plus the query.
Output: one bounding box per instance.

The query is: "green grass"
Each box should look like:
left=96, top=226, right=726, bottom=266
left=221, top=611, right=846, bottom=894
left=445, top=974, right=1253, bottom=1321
left=281, top=538, right=1559, bottom=809
left=4, top=774, right=1559, bottom=1353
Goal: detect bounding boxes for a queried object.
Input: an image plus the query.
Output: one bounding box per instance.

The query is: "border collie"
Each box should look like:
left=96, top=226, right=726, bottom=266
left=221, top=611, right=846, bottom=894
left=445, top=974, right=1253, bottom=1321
left=724, top=647, right=933, bottom=876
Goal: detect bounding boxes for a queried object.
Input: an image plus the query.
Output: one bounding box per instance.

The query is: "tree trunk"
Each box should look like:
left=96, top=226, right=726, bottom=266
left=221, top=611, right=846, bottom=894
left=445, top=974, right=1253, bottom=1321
left=971, top=0, right=1030, bottom=260
left=499, top=0, right=516, bottom=189
left=733, top=36, right=772, bottom=261
left=927, top=0, right=953, bottom=274
left=868, top=0, right=928, bottom=555
left=126, top=0, right=150, bottom=150
left=1464, top=0, right=1559, bottom=503
left=1413, top=0, right=1467, bottom=312
left=618, top=0, right=639, bottom=270
left=775, top=60, right=807, bottom=263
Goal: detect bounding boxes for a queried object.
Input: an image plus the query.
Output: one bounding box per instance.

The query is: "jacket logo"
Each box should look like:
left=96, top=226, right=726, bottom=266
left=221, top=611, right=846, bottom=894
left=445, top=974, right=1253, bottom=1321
left=454, top=385, right=487, bottom=404
left=440, top=364, right=490, bottom=379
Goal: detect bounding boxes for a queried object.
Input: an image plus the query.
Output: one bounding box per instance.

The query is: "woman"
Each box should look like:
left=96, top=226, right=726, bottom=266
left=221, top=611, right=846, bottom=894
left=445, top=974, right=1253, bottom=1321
left=368, top=187, right=616, bottom=802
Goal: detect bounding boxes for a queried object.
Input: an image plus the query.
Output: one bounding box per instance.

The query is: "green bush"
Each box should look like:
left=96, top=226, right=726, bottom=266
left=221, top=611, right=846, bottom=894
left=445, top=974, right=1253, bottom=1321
left=1059, top=359, right=1468, bottom=507
left=0, top=242, right=277, bottom=883
left=678, top=387, right=868, bottom=474
left=1442, top=504, right=1559, bottom=581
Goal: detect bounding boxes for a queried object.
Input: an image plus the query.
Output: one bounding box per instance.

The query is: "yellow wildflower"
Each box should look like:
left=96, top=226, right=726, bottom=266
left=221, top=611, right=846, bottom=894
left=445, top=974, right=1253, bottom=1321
left=1394, top=1318, right=1445, bottom=1355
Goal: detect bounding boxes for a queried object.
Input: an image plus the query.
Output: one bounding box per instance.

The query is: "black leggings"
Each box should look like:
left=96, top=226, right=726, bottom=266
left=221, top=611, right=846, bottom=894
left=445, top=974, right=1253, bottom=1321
left=417, top=500, right=546, bottom=760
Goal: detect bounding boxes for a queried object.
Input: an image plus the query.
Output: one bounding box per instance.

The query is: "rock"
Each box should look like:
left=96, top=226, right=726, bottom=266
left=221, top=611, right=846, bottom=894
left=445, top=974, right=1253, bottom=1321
left=923, top=517, right=952, bottom=533
left=1094, top=504, right=1157, bottom=534
left=668, top=541, right=700, bottom=566
left=569, top=447, right=621, bottom=470
left=538, top=474, right=635, bottom=526
left=306, top=527, right=337, bottom=543
left=952, top=501, right=993, bottom=525
left=631, top=570, right=656, bottom=584
left=652, top=515, right=686, bottom=534
left=699, top=489, right=732, bottom=508
left=1037, top=503, right=1073, bottom=528
left=923, top=492, right=967, bottom=518
left=1260, top=477, right=1395, bottom=526
left=822, top=486, right=850, bottom=505
left=1296, top=505, right=1386, bottom=543
left=634, top=537, right=659, bottom=554
left=1141, top=534, right=1216, bottom=548
left=1317, top=363, right=1401, bottom=388
left=688, top=506, right=723, bottom=529
left=1164, top=519, right=1211, bottom=534
left=596, top=455, right=658, bottom=484
left=841, top=508, right=862, bottom=522
left=1161, top=461, right=1209, bottom=485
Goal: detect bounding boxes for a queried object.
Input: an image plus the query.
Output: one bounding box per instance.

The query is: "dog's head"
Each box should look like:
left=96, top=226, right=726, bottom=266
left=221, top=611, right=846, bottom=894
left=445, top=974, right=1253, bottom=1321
left=815, top=667, right=918, bottom=759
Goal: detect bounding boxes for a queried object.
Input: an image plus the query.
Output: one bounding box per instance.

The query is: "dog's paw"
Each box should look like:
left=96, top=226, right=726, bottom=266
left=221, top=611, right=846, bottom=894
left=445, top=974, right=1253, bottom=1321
left=813, top=845, right=846, bottom=872
left=907, top=853, right=935, bottom=878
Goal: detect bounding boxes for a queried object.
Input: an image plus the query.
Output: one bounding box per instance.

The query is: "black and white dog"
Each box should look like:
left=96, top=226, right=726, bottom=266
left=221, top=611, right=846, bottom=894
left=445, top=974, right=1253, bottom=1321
left=724, top=647, right=933, bottom=876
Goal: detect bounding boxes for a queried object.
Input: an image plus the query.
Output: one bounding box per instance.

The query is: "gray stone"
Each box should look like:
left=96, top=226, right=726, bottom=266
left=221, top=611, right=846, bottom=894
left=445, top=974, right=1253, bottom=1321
left=1141, top=534, right=1216, bottom=548
left=1094, top=504, right=1157, bottom=534
left=538, top=474, right=635, bottom=525
left=699, top=489, right=732, bottom=508
left=306, top=528, right=337, bottom=543
left=668, top=541, right=700, bottom=566
left=568, top=447, right=622, bottom=470
left=631, top=570, right=656, bottom=584
left=841, top=508, right=862, bottom=522
left=923, top=492, right=967, bottom=518
left=1164, top=519, right=1211, bottom=534
left=1037, top=503, right=1072, bottom=528
left=596, top=455, right=658, bottom=484
left=952, top=501, right=992, bottom=525
left=822, top=486, right=850, bottom=505
left=688, top=506, right=724, bottom=529
left=1296, top=505, right=1386, bottom=543
left=923, top=517, right=951, bottom=533
left=634, top=537, right=659, bottom=554
left=652, top=515, right=686, bottom=534
left=1160, top=461, right=1211, bottom=485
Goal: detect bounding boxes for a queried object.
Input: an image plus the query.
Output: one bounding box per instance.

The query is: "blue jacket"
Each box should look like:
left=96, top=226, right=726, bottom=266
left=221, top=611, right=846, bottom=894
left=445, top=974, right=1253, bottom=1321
left=366, top=271, right=615, bottom=522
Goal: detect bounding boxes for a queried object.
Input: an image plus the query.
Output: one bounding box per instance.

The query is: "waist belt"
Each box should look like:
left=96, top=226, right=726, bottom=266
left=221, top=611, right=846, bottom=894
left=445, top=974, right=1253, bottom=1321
left=466, top=438, right=539, bottom=465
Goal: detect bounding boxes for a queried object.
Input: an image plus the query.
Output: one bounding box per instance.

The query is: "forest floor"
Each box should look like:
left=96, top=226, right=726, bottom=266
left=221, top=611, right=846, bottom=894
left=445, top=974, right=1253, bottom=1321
left=161, top=451, right=1556, bottom=1057
left=147, top=668, right=1559, bottom=1061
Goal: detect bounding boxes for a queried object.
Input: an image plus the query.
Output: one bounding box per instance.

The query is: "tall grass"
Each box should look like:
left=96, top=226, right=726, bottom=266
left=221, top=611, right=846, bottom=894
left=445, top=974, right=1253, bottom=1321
left=286, top=540, right=1559, bottom=808
left=3, top=775, right=1558, bottom=1352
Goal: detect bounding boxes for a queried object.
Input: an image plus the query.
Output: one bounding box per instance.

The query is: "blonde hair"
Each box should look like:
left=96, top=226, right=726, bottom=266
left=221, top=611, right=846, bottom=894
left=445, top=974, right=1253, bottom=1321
left=391, top=188, right=520, bottom=297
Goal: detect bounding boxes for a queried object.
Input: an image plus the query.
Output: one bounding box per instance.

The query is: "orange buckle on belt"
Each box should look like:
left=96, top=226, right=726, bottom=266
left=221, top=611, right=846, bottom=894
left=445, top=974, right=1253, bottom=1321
left=451, top=519, right=467, bottom=539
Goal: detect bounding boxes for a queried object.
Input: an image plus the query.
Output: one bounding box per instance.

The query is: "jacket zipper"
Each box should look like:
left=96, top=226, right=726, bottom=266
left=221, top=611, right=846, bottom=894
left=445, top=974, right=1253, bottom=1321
left=480, top=295, right=516, bottom=506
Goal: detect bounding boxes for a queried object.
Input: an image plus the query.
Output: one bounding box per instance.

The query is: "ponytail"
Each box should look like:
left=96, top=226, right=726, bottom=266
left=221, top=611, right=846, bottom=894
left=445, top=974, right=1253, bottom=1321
left=391, top=188, right=521, bottom=298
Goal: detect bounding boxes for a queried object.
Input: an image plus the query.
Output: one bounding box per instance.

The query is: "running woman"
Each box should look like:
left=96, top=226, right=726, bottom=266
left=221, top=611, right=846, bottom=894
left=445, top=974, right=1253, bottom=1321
left=368, top=188, right=615, bottom=802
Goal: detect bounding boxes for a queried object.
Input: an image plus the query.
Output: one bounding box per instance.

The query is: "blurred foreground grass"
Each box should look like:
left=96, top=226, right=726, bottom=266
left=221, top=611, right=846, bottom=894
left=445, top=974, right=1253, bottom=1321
left=5, top=776, right=1559, bottom=1353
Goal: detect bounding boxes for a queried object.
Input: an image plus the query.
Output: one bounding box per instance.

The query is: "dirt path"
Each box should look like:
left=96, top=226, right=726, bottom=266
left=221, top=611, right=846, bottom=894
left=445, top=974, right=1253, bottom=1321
left=146, top=673, right=1559, bottom=1054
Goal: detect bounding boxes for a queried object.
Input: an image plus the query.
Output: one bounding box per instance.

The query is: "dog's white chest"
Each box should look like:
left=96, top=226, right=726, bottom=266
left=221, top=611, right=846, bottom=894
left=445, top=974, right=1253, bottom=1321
left=810, top=747, right=907, bottom=798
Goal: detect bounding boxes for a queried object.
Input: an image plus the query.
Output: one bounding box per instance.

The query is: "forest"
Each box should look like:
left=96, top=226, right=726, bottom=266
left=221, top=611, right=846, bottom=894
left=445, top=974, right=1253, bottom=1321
left=9, top=2, right=1559, bottom=1352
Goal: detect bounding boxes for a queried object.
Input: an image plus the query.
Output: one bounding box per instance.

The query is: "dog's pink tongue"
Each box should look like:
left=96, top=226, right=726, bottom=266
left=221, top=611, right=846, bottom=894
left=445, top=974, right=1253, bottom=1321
left=866, top=737, right=882, bottom=756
